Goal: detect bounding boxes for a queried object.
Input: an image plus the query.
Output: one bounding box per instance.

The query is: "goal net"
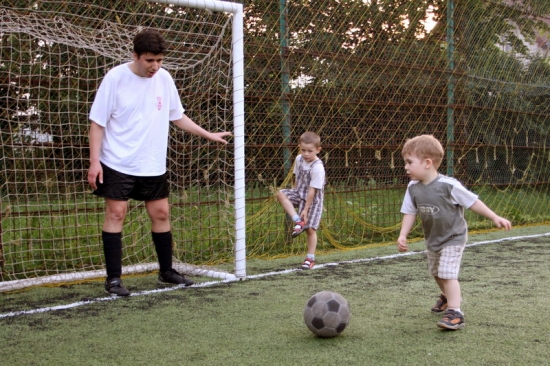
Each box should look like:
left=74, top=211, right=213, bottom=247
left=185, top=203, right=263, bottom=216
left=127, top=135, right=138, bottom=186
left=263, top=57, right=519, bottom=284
left=0, top=0, right=245, bottom=291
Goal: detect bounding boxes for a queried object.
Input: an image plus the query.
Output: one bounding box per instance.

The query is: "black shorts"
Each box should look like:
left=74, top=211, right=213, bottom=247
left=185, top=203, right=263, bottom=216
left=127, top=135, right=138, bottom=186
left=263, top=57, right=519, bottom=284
left=93, top=162, right=169, bottom=201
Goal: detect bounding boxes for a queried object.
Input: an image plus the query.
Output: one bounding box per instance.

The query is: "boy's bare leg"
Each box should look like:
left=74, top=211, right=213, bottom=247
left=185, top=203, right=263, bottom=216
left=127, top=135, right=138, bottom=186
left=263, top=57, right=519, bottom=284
left=440, top=278, right=461, bottom=310
left=276, top=191, right=298, bottom=218
left=300, top=228, right=318, bottom=269
left=434, top=276, right=446, bottom=296
left=306, top=228, right=317, bottom=256
left=436, top=278, right=465, bottom=329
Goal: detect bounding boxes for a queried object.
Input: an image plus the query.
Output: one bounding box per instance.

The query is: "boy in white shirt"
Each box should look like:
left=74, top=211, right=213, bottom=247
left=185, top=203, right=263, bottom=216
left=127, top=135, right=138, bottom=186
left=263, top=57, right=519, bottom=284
left=277, top=132, right=326, bottom=270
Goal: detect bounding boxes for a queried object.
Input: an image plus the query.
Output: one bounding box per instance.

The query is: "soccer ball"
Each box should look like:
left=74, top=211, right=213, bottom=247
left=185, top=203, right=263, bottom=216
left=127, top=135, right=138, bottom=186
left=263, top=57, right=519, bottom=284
left=303, top=291, right=351, bottom=338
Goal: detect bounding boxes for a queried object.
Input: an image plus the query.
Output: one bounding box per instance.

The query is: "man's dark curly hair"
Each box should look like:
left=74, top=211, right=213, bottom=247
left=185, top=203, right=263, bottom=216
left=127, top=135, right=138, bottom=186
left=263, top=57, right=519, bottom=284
left=133, top=30, right=167, bottom=56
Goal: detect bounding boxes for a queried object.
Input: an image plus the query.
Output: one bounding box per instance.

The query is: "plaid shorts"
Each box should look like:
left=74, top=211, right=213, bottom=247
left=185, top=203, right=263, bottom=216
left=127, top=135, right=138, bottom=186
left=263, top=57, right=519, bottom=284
left=426, top=244, right=465, bottom=280
left=279, top=188, right=323, bottom=230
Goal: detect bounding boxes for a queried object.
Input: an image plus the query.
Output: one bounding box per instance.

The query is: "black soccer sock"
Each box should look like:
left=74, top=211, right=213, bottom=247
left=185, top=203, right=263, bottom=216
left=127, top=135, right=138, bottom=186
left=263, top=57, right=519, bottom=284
left=152, top=231, right=173, bottom=273
left=102, top=231, right=123, bottom=280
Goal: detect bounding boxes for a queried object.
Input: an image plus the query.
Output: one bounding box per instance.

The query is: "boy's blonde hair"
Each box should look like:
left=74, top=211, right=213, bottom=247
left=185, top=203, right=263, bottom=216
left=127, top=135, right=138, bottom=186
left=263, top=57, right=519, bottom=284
left=299, top=131, right=321, bottom=148
left=402, top=135, right=444, bottom=169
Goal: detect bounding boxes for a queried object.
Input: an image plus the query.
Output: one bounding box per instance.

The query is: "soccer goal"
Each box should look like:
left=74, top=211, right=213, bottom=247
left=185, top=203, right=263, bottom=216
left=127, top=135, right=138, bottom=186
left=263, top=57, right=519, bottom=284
left=0, top=0, right=245, bottom=291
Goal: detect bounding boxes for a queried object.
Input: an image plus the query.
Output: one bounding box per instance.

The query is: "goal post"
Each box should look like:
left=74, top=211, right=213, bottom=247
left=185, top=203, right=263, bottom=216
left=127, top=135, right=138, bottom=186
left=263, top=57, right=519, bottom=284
left=152, top=0, right=247, bottom=280
left=0, top=0, right=246, bottom=291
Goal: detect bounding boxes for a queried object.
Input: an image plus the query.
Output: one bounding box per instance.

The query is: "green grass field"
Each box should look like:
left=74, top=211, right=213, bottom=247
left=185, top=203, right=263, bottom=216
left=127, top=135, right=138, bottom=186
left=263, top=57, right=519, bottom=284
left=1, top=226, right=549, bottom=365
left=3, top=186, right=550, bottom=277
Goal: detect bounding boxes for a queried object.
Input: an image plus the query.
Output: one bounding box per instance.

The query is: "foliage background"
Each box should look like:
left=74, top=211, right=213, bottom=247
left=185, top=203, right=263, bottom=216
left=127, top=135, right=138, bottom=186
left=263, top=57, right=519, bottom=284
left=1, top=0, right=550, bottom=281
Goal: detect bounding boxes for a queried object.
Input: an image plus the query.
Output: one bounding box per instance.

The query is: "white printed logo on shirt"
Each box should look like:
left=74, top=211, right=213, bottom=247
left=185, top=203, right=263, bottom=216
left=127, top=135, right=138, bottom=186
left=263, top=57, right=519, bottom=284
left=418, top=204, right=440, bottom=215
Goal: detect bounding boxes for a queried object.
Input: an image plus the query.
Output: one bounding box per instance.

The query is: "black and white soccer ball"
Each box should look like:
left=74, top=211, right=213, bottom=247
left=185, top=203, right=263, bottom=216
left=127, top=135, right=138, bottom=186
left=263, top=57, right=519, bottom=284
left=303, top=291, right=351, bottom=338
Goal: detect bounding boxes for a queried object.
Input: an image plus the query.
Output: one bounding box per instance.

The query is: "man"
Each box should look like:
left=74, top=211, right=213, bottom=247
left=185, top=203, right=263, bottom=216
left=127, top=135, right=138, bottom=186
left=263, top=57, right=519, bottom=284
left=88, top=29, right=231, bottom=296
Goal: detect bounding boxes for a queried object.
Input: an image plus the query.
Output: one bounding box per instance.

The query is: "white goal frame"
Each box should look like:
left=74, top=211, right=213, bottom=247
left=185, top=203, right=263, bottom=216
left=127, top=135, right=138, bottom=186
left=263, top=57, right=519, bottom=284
left=154, top=0, right=247, bottom=281
left=0, top=0, right=245, bottom=292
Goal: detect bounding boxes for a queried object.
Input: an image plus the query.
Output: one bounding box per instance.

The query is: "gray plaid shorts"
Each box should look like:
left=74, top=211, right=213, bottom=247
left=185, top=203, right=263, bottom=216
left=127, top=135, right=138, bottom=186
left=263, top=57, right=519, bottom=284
left=279, top=188, right=323, bottom=230
left=426, top=244, right=465, bottom=280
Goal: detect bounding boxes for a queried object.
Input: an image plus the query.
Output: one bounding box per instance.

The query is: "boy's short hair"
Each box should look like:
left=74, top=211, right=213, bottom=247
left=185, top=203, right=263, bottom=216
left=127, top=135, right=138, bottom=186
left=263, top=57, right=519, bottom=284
left=133, top=30, right=167, bottom=57
left=299, top=131, right=321, bottom=148
left=402, top=135, right=444, bottom=168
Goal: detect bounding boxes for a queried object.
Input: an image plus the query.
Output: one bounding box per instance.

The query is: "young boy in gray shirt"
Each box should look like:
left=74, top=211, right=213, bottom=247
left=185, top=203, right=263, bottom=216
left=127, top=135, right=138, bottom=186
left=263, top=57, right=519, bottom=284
left=397, top=135, right=511, bottom=330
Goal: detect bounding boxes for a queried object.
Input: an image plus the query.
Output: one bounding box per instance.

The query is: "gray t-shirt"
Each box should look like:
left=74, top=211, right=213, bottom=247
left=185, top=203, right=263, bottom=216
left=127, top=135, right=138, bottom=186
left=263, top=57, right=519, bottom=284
left=400, top=175, right=478, bottom=251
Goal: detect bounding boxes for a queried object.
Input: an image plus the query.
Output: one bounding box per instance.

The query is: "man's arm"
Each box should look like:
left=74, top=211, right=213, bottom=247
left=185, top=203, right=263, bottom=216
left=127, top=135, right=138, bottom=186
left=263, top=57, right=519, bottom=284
left=172, top=114, right=231, bottom=144
left=87, top=121, right=104, bottom=190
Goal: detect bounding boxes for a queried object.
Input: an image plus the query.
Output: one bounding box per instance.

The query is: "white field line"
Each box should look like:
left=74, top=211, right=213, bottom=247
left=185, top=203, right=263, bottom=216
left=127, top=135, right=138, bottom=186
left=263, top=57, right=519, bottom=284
left=1, top=231, right=549, bottom=319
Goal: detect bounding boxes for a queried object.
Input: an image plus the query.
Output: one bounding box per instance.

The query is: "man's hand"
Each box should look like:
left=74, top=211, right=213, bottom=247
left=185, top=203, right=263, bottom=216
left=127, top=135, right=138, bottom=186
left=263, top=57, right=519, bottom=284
left=88, top=161, right=103, bottom=191
left=208, top=131, right=232, bottom=144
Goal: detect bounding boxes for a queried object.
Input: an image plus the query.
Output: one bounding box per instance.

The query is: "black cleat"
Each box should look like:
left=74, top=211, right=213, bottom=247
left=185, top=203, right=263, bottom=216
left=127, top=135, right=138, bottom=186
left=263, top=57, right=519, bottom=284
left=104, top=277, right=130, bottom=297
left=158, top=269, right=194, bottom=286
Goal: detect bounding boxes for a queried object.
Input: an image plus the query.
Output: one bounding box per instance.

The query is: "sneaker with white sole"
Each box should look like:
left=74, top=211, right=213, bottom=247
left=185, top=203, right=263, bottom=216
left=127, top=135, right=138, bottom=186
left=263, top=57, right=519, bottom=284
left=158, top=269, right=194, bottom=286
left=437, top=309, right=465, bottom=330
left=301, top=258, right=315, bottom=270
left=292, top=221, right=306, bottom=237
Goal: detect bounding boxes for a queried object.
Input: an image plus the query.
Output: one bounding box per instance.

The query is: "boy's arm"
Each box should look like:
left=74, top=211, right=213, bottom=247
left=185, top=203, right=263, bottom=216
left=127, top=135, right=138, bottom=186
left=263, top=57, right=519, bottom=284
left=397, top=214, right=416, bottom=252
left=300, top=186, right=317, bottom=224
left=468, top=199, right=512, bottom=230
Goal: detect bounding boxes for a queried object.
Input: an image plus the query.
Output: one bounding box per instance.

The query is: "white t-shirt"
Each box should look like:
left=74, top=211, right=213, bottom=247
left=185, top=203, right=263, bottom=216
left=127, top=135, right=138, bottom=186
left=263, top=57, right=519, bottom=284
left=89, top=62, right=185, bottom=176
left=293, top=155, right=325, bottom=189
